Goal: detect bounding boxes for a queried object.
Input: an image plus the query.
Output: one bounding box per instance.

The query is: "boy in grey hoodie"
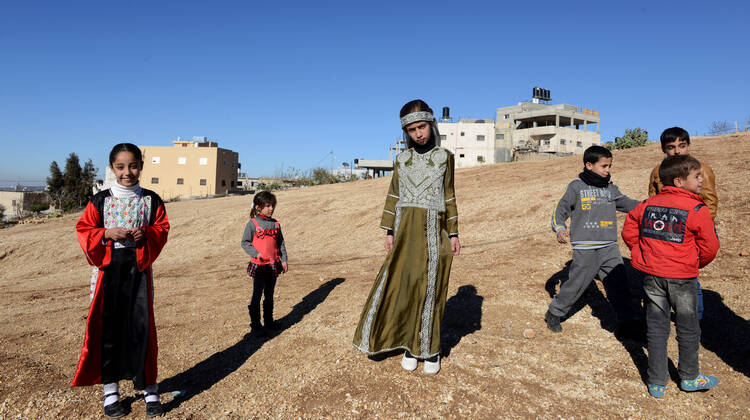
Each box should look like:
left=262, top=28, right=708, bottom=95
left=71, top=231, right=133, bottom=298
left=546, top=145, right=640, bottom=333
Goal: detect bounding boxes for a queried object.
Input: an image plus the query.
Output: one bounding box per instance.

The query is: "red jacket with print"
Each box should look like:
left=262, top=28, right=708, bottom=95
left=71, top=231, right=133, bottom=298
left=622, top=186, right=719, bottom=279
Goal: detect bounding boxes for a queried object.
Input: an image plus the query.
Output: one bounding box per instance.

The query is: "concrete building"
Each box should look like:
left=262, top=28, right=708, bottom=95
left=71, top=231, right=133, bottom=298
left=139, top=137, right=239, bottom=200
left=437, top=101, right=601, bottom=167
left=0, top=191, right=48, bottom=219
left=496, top=102, right=600, bottom=159
left=438, top=118, right=498, bottom=168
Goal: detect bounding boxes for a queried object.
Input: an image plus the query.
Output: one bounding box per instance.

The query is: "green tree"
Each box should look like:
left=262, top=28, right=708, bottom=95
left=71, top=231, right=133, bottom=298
left=46, top=161, right=67, bottom=211
left=312, top=167, right=339, bottom=185
left=612, top=127, right=650, bottom=149
left=0, top=203, right=5, bottom=221
left=47, top=153, right=97, bottom=212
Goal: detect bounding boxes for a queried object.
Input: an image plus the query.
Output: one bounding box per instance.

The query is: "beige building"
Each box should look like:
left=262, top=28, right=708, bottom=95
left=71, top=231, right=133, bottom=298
left=0, top=191, right=48, bottom=219
left=139, top=137, right=239, bottom=200
left=437, top=119, right=497, bottom=169
left=437, top=101, right=601, bottom=167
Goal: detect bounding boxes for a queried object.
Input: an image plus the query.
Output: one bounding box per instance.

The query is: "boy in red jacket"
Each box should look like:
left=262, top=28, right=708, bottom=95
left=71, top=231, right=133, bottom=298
left=622, top=154, right=720, bottom=398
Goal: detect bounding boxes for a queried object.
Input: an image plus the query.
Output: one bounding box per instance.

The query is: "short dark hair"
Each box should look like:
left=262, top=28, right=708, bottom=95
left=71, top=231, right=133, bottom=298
left=660, top=127, right=690, bottom=152
left=583, top=145, right=612, bottom=164
left=659, top=154, right=701, bottom=187
left=250, top=190, right=277, bottom=218
left=109, top=143, right=143, bottom=166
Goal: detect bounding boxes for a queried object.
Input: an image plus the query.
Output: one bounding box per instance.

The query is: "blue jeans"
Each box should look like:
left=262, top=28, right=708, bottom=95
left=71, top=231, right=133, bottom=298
left=644, top=274, right=700, bottom=386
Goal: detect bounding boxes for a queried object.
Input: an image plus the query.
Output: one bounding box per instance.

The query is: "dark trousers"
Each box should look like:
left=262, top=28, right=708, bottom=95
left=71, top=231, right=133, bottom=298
left=249, top=266, right=277, bottom=327
left=548, top=245, right=633, bottom=322
left=644, top=274, right=700, bottom=386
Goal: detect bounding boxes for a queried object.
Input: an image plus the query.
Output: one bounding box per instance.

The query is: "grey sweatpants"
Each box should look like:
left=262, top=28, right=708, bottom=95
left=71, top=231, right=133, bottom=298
left=548, top=245, right=631, bottom=320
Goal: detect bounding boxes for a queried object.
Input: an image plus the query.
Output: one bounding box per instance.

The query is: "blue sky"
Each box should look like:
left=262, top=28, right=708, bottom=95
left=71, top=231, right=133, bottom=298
left=1, top=0, right=748, bottom=185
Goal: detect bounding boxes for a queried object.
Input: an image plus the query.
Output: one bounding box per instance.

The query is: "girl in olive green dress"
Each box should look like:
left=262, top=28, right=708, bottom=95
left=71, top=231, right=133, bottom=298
left=353, top=99, right=461, bottom=375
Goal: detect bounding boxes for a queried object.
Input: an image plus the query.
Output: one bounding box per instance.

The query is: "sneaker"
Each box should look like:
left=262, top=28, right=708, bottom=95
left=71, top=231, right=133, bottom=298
left=545, top=310, right=562, bottom=333
left=424, top=355, right=440, bottom=375
left=401, top=352, right=417, bottom=371
left=647, top=384, right=666, bottom=398
left=103, top=399, right=126, bottom=419
left=680, top=373, right=718, bottom=392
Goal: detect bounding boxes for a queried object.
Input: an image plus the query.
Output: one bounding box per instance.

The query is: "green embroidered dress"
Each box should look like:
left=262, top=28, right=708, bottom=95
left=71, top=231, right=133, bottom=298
left=353, top=147, right=459, bottom=358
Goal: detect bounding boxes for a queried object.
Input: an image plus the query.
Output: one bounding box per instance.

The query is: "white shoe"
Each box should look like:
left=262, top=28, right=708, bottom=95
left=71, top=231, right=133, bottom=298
left=424, top=356, right=440, bottom=375
left=401, top=352, right=418, bottom=371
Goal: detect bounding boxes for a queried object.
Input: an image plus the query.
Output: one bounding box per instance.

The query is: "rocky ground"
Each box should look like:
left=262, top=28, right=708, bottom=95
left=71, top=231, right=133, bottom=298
left=1, top=134, right=749, bottom=419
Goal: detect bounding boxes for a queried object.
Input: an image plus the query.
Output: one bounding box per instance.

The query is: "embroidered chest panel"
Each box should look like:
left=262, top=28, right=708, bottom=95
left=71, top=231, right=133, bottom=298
left=396, top=148, right=447, bottom=212
left=103, top=195, right=152, bottom=248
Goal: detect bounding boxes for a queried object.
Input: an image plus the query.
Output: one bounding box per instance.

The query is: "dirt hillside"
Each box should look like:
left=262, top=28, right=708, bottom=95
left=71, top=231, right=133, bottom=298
left=1, top=133, right=749, bottom=419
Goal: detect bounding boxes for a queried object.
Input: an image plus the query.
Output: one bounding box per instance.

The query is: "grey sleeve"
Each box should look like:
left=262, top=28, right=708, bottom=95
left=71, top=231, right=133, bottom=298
left=277, top=225, right=288, bottom=262
left=551, top=183, right=576, bottom=232
left=241, top=221, right=259, bottom=258
left=613, top=186, right=640, bottom=213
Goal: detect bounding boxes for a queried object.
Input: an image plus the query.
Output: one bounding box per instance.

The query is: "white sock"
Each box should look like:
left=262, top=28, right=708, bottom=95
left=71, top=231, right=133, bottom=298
left=103, top=382, right=119, bottom=407
left=144, top=383, right=160, bottom=403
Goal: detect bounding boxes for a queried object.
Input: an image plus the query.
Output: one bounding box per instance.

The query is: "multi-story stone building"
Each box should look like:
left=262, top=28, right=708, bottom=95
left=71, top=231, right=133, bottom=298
left=139, top=137, right=239, bottom=200
left=437, top=101, right=601, bottom=167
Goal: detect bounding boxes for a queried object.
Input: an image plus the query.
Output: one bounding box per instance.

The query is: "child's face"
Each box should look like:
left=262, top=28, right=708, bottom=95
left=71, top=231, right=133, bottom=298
left=111, top=151, right=142, bottom=187
left=675, top=168, right=702, bottom=194
left=585, top=157, right=612, bottom=178
left=257, top=204, right=274, bottom=218
left=663, top=138, right=690, bottom=156
left=405, top=121, right=432, bottom=146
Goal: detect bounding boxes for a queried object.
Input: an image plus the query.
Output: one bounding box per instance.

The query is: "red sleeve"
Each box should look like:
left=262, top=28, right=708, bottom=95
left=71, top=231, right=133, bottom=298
left=76, top=201, right=111, bottom=268
left=136, top=203, right=170, bottom=272
left=621, top=204, right=643, bottom=250
left=692, top=207, right=719, bottom=268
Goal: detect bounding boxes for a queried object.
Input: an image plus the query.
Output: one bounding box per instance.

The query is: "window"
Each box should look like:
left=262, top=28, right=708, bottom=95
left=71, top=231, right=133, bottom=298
left=237, top=181, right=242, bottom=187
left=459, top=153, right=465, bottom=158
left=231, top=180, right=235, bottom=187
left=543, top=139, right=550, bottom=145
left=504, top=114, right=510, bottom=119
left=223, top=160, right=226, bottom=166
left=495, top=134, right=504, bottom=140
left=577, top=141, right=583, bottom=147
left=199, top=157, right=208, bottom=165
left=177, top=178, right=184, bottom=185
left=151, top=156, right=160, bottom=164
left=476, top=135, right=485, bottom=141
left=221, top=180, right=226, bottom=187
left=460, top=132, right=465, bottom=136
left=11, top=200, right=16, bottom=206
left=151, top=177, right=159, bottom=184
left=477, top=156, right=485, bottom=163
left=178, top=157, right=186, bottom=165
left=440, top=135, right=446, bottom=141
left=560, top=139, right=566, bottom=145
left=200, top=179, right=207, bottom=186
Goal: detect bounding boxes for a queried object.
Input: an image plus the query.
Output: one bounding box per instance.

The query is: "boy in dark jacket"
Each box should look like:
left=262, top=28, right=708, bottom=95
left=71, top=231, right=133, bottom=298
left=546, top=146, right=640, bottom=333
left=622, top=154, right=720, bottom=398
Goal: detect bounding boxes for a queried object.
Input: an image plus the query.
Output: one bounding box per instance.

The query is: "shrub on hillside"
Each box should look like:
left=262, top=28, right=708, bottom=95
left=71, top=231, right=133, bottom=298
left=607, top=127, right=650, bottom=150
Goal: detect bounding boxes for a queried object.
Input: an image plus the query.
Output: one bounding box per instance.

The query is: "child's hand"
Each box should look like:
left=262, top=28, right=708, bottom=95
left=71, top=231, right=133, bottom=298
left=556, top=229, right=569, bottom=244
left=105, top=227, right=130, bottom=241
left=281, top=261, right=288, bottom=273
left=451, top=236, right=461, bottom=256
left=384, top=235, right=394, bottom=252
left=130, top=228, right=145, bottom=244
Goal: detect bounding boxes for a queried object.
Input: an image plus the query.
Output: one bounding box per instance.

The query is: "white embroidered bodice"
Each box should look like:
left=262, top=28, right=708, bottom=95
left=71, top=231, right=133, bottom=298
left=395, top=148, right=448, bottom=212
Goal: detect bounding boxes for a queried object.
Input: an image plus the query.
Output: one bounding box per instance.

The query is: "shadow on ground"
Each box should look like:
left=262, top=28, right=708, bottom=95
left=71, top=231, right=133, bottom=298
left=441, top=285, right=483, bottom=357
left=545, top=259, right=649, bottom=383
left=158, top=277, right=345, bottom=412
left=700, top=289, right=750, bottom=378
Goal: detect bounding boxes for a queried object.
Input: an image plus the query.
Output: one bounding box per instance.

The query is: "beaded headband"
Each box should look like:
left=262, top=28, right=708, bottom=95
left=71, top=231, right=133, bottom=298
left=400, top=111, right=434, bottom=128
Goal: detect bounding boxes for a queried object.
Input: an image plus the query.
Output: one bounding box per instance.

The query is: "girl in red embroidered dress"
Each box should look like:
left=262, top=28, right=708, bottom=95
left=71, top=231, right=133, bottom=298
left=74, top=143, right=169, bottom=418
